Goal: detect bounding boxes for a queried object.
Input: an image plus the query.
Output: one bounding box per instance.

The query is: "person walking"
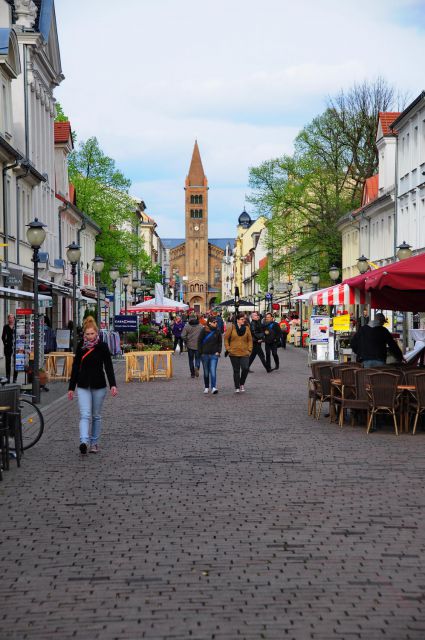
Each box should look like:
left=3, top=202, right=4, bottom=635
left=171, top=315, right=185, bottom=353
left=263, top=312, right=282, bottom=371
left=351, top=312, right=403, bottom=367
left=2, top=313, right=17, bottom=383
left=224, top=313, right=253, bottom=393
left=68, top=316, right=118, bottom=455
left=279, top=314, right=290, bottom=349
left=181, top=315, right=203, bottom=378
left=198, top=317, right=222, bottom=394
left=248, top=311, right=270, bottom=372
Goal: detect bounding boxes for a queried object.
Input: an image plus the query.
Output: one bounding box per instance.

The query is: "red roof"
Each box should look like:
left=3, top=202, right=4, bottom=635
left=378, top=112, right=400, bottom=136
left=54, top=121, right=73, bottom=145
left=361, top=175, right=379, bottom=207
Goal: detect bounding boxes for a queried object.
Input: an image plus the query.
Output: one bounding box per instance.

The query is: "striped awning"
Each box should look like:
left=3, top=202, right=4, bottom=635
left=309, top=283, right=368, bottom=306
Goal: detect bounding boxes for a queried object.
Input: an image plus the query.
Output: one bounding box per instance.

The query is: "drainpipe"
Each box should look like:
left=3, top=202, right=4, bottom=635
left=58, top=204, right=67, bottom=260
left=2, top=160, right=19, bottom=322
left=23, top=46, right=29, bottom=159
left=76, top=220, right=86, bottom=329
left=16, top=162, right=31, bottom=264
left=393, top=134, right=399, bottom=259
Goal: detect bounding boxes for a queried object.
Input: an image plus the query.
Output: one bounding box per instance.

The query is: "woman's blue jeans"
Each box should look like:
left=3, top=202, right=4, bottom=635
left=77, top=387, right=107, bottom=445
left=201, top=354, right=218, bottom=389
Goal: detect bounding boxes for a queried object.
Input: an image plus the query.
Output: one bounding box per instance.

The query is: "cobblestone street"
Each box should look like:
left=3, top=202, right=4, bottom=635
left=1, top=347, right=425, bottom=639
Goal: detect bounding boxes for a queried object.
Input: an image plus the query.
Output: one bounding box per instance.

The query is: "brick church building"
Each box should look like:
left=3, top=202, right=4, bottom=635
left=165, top=142, right=233, bottom=313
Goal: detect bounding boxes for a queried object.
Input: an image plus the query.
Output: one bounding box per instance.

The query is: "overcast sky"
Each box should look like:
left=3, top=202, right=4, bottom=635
left=55, top=0, right=425, bottom=238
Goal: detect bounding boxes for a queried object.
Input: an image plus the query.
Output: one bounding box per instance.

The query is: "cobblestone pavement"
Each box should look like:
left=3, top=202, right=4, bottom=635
left=1, top=347, right=425, bottom=640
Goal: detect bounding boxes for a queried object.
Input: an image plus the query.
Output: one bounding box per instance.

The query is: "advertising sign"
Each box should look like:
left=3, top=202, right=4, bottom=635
left=333, top=314, right=350, bottom=332
left=309, top=315, right=330, bottom=344
left=7, top=268, right=23, bottom=288
left=56, top=329, right=71, bottom=350
left=114, top=315, right=138, bottom=332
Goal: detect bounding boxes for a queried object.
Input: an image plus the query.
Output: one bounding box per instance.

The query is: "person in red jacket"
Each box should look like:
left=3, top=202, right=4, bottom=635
left=279, top=315, right=290, bottom=349
left=68, top=316, right=118, bottom=455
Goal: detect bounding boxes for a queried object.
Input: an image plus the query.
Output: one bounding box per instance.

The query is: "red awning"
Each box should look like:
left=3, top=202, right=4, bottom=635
left=309, top=283, right=368, bottom=306
left=345, top=252, right=425, bottom=311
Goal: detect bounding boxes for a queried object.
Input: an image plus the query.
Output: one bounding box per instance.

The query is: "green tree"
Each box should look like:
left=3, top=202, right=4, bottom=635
left=55, top=102, right=68, bottom=122
left=68, top=137, right=157, bottom=282
left=248, top=79, right=401, bottom=284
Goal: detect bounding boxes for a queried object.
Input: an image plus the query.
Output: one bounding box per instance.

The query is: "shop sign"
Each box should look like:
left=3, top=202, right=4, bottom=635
left=333, top=314, right=350, bottom=332
left=7, top=268, right=23, bottom=288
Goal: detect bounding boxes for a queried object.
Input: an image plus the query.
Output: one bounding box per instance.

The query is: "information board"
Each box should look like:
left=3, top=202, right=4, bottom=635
left=56, top=329, right=71, bottom=350
left=309, top=315, right=330, bottom=344
left=114, top=315, right=138, bottom=332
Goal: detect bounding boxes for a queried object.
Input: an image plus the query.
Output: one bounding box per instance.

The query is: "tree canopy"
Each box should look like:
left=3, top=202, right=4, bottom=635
left=248, top=78, right=401, bottom=286
left=68, top=137, right=159, bottom=284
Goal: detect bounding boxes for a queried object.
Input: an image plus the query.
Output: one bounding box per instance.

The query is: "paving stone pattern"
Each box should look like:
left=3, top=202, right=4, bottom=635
left=1, top=348, right=425, bottom=639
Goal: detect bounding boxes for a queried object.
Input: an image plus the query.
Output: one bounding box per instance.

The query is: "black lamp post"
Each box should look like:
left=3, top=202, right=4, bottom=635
left=234, top=285, right=240, bottom=318
left=131, top=276, right=140, bottom=304
left=396, top=242, right=413, bottom=351
left=108, top=265, right=119, bottom=329
left=269, top=283, right=274, bottom=313
left=122, top=274, right=130, bottom=314
left=26, top=218, right=47, bottom=405
left=66, top=242, right=81, bottom=353
left=297, top=277, right=305, bottom=347
left=92, top=256, right=104, bottom=328
left=286, top=281, right=293, bottom=314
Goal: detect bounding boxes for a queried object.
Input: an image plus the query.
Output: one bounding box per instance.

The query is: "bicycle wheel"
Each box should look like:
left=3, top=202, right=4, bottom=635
left=19, top=398, right=44, bottom=450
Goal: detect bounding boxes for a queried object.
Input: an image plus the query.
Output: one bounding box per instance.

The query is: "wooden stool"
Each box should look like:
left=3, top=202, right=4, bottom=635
left=124, top=352, right=151, bottom=382
left=149, top=351, right=173, bottom=379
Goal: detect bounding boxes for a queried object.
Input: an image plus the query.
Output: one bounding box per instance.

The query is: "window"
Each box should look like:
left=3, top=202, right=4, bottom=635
left=190, top=209, right=203, bottom=219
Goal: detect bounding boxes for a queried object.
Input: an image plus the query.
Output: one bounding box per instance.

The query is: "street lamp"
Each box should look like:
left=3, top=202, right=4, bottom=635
left=286, top=281, right=293, bottom=314
left=357, top=255, right=369, bottom=274
left=26, top=217, right=47, bottom=405
left=396, top=242, right=413, bottom=351
left=122, top=273, right=130, bottom=313
left=311, top=271, right=320, bottom=291
left=269, top=283, right=274, bottom=313
left=297, top=277, right=305, bottom=348
left=108, top=265, right=119, bottom=329
left=396, top=241, right=413, bottom=261
left=66, top=242, right=81, bottom=353
left=92, top=256, right=104, bottom=328
left=131, top=276, right=140, bottom=304
left=329, top=264, right=340, bottom=283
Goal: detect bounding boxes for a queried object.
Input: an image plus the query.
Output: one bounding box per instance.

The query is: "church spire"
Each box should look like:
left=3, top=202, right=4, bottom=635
left=187, top=140, right=206, bottom=186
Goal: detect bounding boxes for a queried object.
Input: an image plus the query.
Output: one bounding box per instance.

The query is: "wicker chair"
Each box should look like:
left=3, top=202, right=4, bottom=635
left=331, top=367, right=359, bottom=426
left=315, top=364, right=334, bottom=420
left=308, top=362, right=330, bottom=417
left=410, top=373, right=425, bottom=435
left=366, top=372, right=401, bottom=435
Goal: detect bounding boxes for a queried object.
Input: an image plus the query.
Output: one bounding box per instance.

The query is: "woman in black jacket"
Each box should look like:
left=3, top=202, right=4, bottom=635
left=198, top=317, right=222, bottom=394
left=68, top=316, right=117, bottom=454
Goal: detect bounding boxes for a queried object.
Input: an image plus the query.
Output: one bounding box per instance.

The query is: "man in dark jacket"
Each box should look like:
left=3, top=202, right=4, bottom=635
left=248, top=311, right=270, bottom=372
left=263, top=312, right=282, bottom=371
left=351, top=312, right=403, bottom=368
left=181, top=315, right=203, bottom=378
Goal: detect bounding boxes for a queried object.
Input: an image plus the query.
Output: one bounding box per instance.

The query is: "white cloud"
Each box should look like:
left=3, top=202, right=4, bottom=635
left=55, top=0, right=425, bottom=238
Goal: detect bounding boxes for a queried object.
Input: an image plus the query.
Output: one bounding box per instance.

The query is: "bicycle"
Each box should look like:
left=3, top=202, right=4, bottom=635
left=0, top=378, right=45, bottom=451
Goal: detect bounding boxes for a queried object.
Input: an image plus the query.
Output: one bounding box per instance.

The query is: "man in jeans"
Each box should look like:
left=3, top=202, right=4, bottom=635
left=181, top=315, right=203, bottom=377
left=263, top=312, right=282, bottom=371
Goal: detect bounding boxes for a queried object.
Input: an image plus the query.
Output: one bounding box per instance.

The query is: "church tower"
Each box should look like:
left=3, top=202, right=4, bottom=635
left=184, top=141, right=209, bottom=308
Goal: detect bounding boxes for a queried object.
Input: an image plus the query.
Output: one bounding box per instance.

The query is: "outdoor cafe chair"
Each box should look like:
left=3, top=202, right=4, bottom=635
left=366, top=372, right=401, bottom=436
left=308, top=361, right=330, bottom=417
left=0, top=385, right=22, bottom=473
left=409, top=373, right=425, bottom=435
left=331, top=367, right=358, bottom=426
left=315, top=364, right=334, bottom=420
